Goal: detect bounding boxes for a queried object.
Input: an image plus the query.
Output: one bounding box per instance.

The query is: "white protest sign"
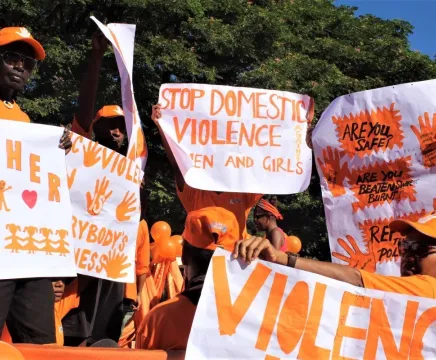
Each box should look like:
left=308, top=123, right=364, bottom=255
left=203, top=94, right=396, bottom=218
left=313, top=79, right=436, bottom=276
left=0, top=120, right=76, bottom=279
left=66, top=133, right=141, bottom=282
left=187, top=249, right=436, bottom=359
left=91, top=16, right=147, bottom=170
left=158, top=84, right=313, bottom=194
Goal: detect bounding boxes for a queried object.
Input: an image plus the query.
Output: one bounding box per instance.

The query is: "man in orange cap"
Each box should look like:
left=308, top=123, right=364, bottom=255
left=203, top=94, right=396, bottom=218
left=137, top=207, right=240, bottom=350
left=234, top=211, right=436, bottom=298
left=0, top=26, right=71, bottom=344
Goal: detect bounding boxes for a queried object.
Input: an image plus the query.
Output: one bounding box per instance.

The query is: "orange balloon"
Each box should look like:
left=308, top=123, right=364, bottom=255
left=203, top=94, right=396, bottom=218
left=151, top=221, right=171, bottom=243
left=0, top=342, right=25, bottom=360
left=171, top=235, right=183, bottom=257
left=287, top=236, right=302, bottom=253
left=158, top=236, right=178, bottom=259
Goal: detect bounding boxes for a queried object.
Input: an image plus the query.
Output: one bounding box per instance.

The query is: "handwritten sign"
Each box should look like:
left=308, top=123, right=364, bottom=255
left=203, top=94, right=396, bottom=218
left=313, top=80, right=436, bottom=275
left=0, top=120, right=76, bottom=279
left=91, top=16, right=147, bottom=170
left=158, top=84, right=313, bottom=194
left=66, top=133, right=141, bottom=282
left=187, top=249, right=436, bottom=359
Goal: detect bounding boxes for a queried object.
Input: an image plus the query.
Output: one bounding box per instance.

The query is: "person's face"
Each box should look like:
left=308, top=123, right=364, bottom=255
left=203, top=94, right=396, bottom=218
left=0, top=42, right=36, bottom=94
left=254, top=207, right=270, bottom=231
left=399, top=230, right=436, bottom=276
left=93, top=116, right=127, bottom=153
left=52, top=280, right=65, bottom=302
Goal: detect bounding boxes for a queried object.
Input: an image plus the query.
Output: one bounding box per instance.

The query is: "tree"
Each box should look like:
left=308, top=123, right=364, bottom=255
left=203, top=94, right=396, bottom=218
left=1, top=0, right=435, bottom=258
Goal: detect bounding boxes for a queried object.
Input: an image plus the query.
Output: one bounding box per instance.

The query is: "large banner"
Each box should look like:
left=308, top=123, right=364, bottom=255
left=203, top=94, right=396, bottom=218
left=67, top=133, right=141, bottom=282
left=313, top=80, right=436, bottom=276
left=187, top=249, right=436, bottom=359
left=0, top=121, right=76, bottom=279
left=158, top=84, right=313, bottom=194
left=91, top=16, right=147, bottom=170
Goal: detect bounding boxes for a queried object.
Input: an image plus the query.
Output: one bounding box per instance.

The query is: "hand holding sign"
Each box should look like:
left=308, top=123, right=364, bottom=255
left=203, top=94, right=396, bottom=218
left=411, top=112, right=436, bottom=168
left=116, top=191, right=137, bottom=222
left=233, top=236, right=286, bottom=265
left=317, top=147, right=349, bottom=197
left=86, top=176, right=113, bottom=216
left=332, top=235, right=376, bottom=273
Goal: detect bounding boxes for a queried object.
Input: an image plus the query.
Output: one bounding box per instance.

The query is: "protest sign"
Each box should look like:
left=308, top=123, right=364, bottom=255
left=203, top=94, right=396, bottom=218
left=67, top=133, right=141, bottom=282
left=91, top=16, right=147, bottom=170
left=158, top=84, right=313, bottom=194
left=187, top=249, right=436, bottom=359
left=313, top=80, right=436, bottom=276
left=0, top=120, right=76, bottom=279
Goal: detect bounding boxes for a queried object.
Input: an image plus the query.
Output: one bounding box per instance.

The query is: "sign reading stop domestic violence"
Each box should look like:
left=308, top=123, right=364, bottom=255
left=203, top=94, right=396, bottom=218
left=158, top=84, right=313, bottom=194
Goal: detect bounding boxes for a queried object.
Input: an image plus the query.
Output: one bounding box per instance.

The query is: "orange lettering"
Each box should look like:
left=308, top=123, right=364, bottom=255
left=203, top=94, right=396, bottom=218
left=269, top=125, right=281, bottom=147
left=29, top=153, right=40, bottom=183
left=225, top=121, right=239, bottom=145
left=101, top=148, right=115, bottom=169
left=86, top=224, right=98, bottom=243
left=409, top=307, right=436, bottom=359
left=213, top=256, right=271, bottom=336
left=173, top=116, right=191, bottom=143
left=6, top=140, right=22, bottom=171
left=48, top=173, right=60, bottom=202
left=78, top=220, right=89, bottom=240
left=254, top=92, right=267, bottom=119
left=117, top=157, right=127, bottom=176
left=72, top=216, right=77, bottom=238
left=211, top=90, right=224, bottom=116
left=211, top=121, right=225, bottom=145
left=78, top=249, right=91, bottom=269
left=71, top=135, right=83, bottom=153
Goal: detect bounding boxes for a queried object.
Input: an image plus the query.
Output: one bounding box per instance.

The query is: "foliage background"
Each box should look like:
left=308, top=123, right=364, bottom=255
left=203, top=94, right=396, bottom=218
left=2, top=0, right=435, bottom=260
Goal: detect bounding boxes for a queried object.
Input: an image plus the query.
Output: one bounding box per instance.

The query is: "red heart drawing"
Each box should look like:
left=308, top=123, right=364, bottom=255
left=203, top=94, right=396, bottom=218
left=22, top=190, right=37, bottom=209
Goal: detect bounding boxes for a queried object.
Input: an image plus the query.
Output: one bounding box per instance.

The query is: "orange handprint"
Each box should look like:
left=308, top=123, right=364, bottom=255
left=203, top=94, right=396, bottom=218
left=411, top=112, right=436, bottom=168
left=86, top=177, right=113, bottom=216
left=83, top=141, right=102, bottom=167
left=67, top=168, right=77, bottom=189
left=116, top=191, right=137, bottom=222
left=103, top=249, right=132, bottom=279
left=317, top=147, right=350, bottom=197
left=332, top=235, right=376, bottom=273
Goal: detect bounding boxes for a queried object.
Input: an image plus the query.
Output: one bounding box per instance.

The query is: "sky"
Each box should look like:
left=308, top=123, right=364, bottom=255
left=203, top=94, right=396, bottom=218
left=335, top=0, right=436, bottom=57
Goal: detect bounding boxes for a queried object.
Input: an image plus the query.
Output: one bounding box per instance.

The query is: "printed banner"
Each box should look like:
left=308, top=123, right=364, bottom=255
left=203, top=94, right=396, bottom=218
left=0, top=121, right=76, bottom=279
left=187, top=249, right=436, bottom=359
left=91, top=16, right=147, bottom=170
left=313, top=80, right=436, bottom=276
left=67, top=133, right=141, bottom=282
left=158, top=84, right=313, bottom=194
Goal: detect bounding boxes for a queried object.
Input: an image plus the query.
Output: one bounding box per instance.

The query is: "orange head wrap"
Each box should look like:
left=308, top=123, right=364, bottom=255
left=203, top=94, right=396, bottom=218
left=256, top=198, right=283, bottom=220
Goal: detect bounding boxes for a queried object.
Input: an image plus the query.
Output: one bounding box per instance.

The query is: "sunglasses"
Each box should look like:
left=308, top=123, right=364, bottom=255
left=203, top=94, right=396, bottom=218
left=1, top=51, right=38, bottom=72
left=398, top=240, right=436, bottom=257
left=254, top=214, right=269, bottom=220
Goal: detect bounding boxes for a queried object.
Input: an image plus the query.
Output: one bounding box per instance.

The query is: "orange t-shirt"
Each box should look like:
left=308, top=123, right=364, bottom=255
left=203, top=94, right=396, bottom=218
left=125, top=220, right=151, bottom=301
left=0, top=101, right=30, bottom=122
left=177, top=183, right=262, bottom=239
left=360, top=271, right=436, bottom=299
left=137, top=294, right=196, bottom=350
left=1, top=280, right=79, bottom=346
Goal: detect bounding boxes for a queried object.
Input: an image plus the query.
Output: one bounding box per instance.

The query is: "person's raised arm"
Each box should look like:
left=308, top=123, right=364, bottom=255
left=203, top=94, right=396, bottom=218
left=75, top=31, right=108, bottom=133
left=233, top=237, right=363, bottom=287
left=151, top=104, right=185, bottom=191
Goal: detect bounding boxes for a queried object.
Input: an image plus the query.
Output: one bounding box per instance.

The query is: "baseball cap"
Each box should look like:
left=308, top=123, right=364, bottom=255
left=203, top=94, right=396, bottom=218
left=183, top=207, right=240, bottom=251
left=390, top=211, right=436, bottom=239
left=94, top=105, right=124, bottom=122
left=0, top=27, right=45, bottom=60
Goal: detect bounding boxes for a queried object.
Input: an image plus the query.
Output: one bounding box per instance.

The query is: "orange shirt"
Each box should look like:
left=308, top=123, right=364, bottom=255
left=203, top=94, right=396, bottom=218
left=360, top=271, right=436, bottom=299
left=177, top=183, right=262, bottom=239
left=137, top=294, right=196, bottom=350
left=125, top=220, right=151, bottom=301
left=0, top=101, right=30, bottom=122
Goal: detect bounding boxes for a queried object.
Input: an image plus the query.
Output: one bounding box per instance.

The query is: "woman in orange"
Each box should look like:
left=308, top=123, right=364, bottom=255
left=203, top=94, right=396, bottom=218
left=254, top=198, right=287, bottom=251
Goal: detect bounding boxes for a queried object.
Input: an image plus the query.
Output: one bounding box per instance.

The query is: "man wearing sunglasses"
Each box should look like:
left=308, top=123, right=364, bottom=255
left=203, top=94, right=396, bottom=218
left=234, top=211, right=436, bottom=298
left=0, top=27, right=72, bottom=345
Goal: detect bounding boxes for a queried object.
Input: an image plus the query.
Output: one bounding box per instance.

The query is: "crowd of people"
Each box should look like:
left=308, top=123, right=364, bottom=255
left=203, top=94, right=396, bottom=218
left=1, top=24, right=436, bottom=355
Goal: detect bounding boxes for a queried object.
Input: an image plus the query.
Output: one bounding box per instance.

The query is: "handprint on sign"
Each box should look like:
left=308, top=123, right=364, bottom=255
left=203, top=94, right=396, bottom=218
left=332, top=235, right=376, bottom=273
left=411, top=112, right=436, bottom=168
left=116, top=191, right=137, bottom=222
left=83, top=141, right=102, bottom=167
left=103, top=249, right=132, bottom=279
left=86, top=177, right=113, bottom=216
left=317, top=147, right=350, bottom=197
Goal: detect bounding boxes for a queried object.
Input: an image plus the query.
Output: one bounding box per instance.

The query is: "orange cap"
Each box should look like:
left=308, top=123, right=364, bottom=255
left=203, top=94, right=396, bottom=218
left=0, top=27, right=45, bottom=60
left=94, top=105, right=124, bottom=122
left=183, top=207, right=240, bottom=251
left=390, top=211, right=436, bottom=239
